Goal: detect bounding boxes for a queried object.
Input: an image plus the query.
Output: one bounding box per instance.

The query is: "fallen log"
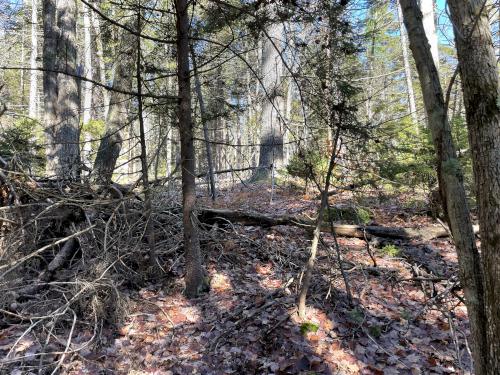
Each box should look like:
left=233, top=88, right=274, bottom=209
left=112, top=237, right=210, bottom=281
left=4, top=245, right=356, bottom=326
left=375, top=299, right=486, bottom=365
left=198, top=207, right=479, bottom=241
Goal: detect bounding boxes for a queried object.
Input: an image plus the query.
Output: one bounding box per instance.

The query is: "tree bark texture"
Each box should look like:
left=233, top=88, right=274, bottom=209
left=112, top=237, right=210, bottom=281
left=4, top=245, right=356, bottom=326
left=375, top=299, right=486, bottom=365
left=82, top=4, right=93, bottom=125
left=90, top=7, right=109, bottom=120
left=175, top=0, right=204, bottom=297
left=447, top=0, right=500, bottom=372
left=399, top=1, right=488, bottom=373
left=92, top=18, right=135, bottom=185
left=254, top=14, right=284, bottom=180
left=43, top=0, right=81, bottom=180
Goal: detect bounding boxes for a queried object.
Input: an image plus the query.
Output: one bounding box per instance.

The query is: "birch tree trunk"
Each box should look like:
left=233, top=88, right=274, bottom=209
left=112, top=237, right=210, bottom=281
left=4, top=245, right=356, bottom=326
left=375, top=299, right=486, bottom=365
left=397, top=0, right=418, bottom=127
left=28, top=0, right=38, bottom=118
left=175, top=0, right=204, bottom=297
left=254, top=15, right=284, bottom=180
left=420, top=0, right=439, bottom=69
left=447, top=1, right=500, bottom=372
left=399, top=1, right=487, bottom=373
left=43, top=0, right=81, bottom=179
left=284, top=79, right=293, bottom=162
left=496, top=0, right=500, bottom=58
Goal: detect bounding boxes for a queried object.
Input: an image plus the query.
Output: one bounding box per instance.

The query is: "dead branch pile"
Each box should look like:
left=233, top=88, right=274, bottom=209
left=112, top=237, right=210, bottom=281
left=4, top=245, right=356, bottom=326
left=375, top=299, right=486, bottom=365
left=0, top=176, right=185, bottom=372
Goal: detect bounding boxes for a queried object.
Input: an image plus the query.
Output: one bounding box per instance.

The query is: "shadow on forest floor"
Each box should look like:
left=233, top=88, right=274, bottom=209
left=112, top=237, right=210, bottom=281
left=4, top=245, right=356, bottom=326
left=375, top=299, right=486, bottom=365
left=2, top=183, right=472, bottom=374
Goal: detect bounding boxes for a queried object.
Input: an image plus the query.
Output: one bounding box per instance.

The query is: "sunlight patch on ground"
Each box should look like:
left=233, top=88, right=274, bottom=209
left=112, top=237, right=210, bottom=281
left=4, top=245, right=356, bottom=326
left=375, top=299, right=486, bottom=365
left=209, top=271, right=233, bottom=293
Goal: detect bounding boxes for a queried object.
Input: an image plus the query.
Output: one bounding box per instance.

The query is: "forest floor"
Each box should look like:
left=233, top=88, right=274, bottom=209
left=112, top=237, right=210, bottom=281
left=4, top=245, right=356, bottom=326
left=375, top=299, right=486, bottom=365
left=1, top=182, right=473, bottom=374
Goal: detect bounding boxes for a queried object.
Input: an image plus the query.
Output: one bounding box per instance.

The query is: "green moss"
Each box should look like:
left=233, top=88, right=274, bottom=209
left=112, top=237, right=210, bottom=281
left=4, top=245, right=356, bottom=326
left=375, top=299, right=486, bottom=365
left=380, top=244, right=400, bottom=257
left=348, top=308, right=364, bottom=324
left=368, top=325, right=382, bottom=338
left=324, top=205, right=372, bottom=224
left=400, top=309, right=411, bottom=321
left=356, top=207, right=372, bottom=224
left=300, top=322, right=319, bottom=335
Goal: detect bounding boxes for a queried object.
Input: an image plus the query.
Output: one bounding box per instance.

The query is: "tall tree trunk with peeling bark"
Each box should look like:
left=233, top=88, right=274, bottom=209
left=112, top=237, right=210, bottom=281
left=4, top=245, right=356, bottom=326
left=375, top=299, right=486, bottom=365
left=399, top=1, right=487, bottom=373
left=43, top=0, right=81, bottom=180
left=175, top=0, right=204, bottom=297
left=447, top=0, right=500, bottom=372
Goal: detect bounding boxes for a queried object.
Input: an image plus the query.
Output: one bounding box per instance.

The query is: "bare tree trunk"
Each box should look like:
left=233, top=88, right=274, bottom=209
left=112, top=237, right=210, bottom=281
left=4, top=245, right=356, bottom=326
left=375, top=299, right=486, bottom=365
left=82, top=3, right=92, bottom=125
left=43, top=0, right=58, bottom=142
left=284, top=79, right=294, bottom=163
left=400, top=1, right=487, bottom=373
left=175, top=0, right=204, bottom=297
left=496, top=0, right=500, bottom=58
left=81, top=2, right=93, bottom=170
left=397, top=0, right=418, bottom=127
left=420, top=0, right=439, bottom=69
left=447, top=1, right=500, bottom=372
left=29, top=0, right=38, bottom=118
left=191, top=46, right=216, bottom=200
left=236, top=97, right=243, bottom=169
left=90, top=7, right=109, bottom=120
left=165, top=75, right=174, bottom=178
left=43, top=0, right=81, bottom=180
left=254, top=15, right=284, bottom=180
left=20, top=23, right=25, bottom=107
left=92, top=19, right=135, bottom=185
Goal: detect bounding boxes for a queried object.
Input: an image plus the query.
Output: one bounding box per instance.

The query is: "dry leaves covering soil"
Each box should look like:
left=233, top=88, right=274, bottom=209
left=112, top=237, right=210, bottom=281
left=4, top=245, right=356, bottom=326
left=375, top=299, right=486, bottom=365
left=1, top=183, right=472, bottom=374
